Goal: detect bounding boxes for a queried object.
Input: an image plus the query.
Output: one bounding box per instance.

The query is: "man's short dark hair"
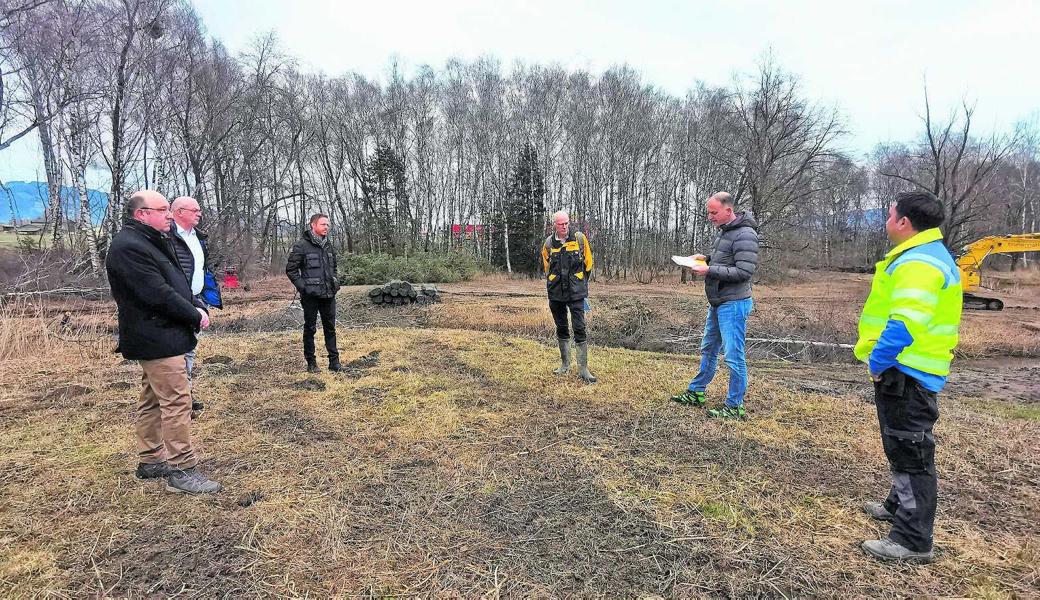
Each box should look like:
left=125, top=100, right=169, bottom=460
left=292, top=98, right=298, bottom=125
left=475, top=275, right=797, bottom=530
left=894, top=191, right=944, bottom=231
left=309, top=213, right=328, bottom=225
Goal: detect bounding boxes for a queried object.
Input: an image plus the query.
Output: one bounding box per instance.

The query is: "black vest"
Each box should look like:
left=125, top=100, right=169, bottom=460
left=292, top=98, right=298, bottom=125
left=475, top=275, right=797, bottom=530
left=544, top=231, right=590, bottom=302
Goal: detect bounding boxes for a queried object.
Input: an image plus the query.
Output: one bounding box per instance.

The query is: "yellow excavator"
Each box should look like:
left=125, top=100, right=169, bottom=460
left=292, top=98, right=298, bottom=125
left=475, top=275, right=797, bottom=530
left=956, top=233, right=1040, bottom=310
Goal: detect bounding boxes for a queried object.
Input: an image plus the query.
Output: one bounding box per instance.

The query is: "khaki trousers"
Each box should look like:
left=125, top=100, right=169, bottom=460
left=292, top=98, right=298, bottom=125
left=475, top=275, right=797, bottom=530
left=136, top=355, right=196, bottom=469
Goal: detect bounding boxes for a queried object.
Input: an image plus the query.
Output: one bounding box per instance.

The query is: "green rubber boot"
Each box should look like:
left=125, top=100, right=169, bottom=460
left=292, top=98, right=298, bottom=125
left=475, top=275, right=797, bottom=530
left=553, top=338, right=572, bottom=375
left=576, top=342, right=597, bottom=383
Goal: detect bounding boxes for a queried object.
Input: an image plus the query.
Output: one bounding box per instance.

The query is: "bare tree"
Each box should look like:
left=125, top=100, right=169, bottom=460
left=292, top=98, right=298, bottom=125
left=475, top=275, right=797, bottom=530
left=878, top=88, right=1019, bottom=249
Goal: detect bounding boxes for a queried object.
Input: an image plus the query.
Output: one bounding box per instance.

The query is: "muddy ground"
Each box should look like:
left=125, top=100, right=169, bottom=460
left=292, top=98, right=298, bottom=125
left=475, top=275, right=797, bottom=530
left=1, top=272, right=1038, bottom=597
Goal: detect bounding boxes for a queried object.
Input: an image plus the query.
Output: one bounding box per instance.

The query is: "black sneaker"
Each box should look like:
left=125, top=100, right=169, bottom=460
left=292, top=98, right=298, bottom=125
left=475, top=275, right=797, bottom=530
left=166, top=466, right=222, bottom=495
left=706, top=405, right=747, bottom=420
left=670, top=390, right=706, bottom=406
left=306, top=362, right=321, bottom=374
left=135, top=461, right=170, bottom=480
left=328, top=362, right=345, bottom=372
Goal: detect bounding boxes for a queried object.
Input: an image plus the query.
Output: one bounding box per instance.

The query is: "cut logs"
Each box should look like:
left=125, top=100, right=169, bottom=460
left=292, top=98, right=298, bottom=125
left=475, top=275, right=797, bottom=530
left=368, top=280, right=442, bottom=306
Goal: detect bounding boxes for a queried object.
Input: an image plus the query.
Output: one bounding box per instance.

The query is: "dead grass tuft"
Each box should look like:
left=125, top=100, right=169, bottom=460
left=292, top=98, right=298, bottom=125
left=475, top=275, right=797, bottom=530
left=0, top=297, right=111, bottom=362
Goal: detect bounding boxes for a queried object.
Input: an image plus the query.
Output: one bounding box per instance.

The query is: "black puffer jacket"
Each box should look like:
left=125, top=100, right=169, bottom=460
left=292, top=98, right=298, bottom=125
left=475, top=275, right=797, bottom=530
left=705, top=211, right=759, bottom=306
left=168, top=222, right=224, bottom=308
left=105, top=219, right=206, bottom=360
left=285, top=230, right=339, bottom=298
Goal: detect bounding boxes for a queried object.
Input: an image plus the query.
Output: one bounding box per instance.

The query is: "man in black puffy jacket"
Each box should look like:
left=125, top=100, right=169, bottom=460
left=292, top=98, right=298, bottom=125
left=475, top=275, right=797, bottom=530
left=168, top=196, right=222, bottom=419
left=670, top=192, right=759, bottom=419
left=106, top=190, right=221, bottom=495
left=285, top=213, right=342, bottom=373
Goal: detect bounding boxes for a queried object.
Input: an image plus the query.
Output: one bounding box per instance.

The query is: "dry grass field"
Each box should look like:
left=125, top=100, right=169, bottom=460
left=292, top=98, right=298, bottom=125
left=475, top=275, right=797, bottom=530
left=1, top=271, right=1038, bottom=597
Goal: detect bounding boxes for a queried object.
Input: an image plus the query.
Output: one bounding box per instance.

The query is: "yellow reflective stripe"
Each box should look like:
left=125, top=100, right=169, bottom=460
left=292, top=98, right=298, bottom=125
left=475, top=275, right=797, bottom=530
left=891, top=308, right=932, bottom=325
left=929, top=324, right=959, bottom=336
left=900, top=352, right=951, bottom=373
left=860, top=315, right=887, bottom=327
left=892, top=288, right=939, bottom=306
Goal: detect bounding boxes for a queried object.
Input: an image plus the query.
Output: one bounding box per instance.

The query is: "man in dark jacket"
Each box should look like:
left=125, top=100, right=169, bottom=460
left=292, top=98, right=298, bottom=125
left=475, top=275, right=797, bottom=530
left=169, top=195, right=223, bottom=419
left=285, top=213, right=342, bottom=373
left=105, top=190, right=221, bottom=494
left=540, top=210, right=596, bottom=383
left=671, top=192, right=759, bottom=419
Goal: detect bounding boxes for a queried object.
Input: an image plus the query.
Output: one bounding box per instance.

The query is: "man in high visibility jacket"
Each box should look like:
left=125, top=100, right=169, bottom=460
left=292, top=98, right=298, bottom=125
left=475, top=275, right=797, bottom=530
left=855, top=190, right=962, bottom=564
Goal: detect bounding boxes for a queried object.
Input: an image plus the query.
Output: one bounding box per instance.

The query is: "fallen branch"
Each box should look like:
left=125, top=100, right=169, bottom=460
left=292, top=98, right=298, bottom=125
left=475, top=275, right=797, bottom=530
left=441, top=290, right=541, bottom=298
left=1, top=287, right=109, bottom=299
left=665, top=335, right=854, bottom=349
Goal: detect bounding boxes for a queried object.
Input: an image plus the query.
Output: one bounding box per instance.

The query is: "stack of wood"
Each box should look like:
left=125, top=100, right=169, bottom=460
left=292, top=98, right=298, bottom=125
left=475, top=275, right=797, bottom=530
left=368, top=281, right=442, bottom=306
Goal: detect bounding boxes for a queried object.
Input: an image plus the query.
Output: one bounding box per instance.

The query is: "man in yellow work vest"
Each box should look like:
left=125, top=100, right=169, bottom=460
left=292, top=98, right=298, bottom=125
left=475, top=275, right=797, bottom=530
left=855, top=191, right=962, bottom=563
left=541, top=210, right=596, bottom=383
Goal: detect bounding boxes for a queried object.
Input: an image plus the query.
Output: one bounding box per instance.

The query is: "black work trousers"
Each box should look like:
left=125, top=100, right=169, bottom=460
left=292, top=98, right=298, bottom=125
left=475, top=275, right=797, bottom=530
left=549, top=299, right=587, bottom=344
left=301, top=295, right=339, bottom=365
left=873, top=367, right=939, bottom=552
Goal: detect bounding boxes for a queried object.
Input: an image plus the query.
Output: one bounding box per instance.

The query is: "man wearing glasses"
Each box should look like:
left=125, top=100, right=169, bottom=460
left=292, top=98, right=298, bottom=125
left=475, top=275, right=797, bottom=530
left=106, top=190, right=221, bottom=495
left=169, top=196, right=222, bottom=419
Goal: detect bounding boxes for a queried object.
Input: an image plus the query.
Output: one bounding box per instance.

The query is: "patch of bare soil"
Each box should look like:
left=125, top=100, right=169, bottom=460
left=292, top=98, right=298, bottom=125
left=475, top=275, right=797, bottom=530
left=947, top=359, right=1040, bottom=404
left=68, top=521, right=255, bottom=597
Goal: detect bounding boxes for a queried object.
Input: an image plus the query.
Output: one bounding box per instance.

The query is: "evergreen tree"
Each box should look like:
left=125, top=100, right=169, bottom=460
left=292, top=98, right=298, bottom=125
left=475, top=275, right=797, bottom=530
left=502, top=143, right=546, bottom=275
left=362, top=144, right=410, bottom=253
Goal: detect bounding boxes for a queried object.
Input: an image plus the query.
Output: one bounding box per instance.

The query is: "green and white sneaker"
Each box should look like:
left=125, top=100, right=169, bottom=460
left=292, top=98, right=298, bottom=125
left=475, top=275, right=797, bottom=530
left=706, top=405, right=747, bottom=420
left=670, top=390, right=706, bottom=406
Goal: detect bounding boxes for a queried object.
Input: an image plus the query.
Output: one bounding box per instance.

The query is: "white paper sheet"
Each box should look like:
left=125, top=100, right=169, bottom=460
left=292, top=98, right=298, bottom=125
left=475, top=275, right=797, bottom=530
left=671, top=255, right=706, bottom=268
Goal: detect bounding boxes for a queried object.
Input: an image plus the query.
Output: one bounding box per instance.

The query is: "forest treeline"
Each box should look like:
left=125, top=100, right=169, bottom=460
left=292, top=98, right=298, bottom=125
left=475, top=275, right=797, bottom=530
left=1, top=0, right=1037, bottom=282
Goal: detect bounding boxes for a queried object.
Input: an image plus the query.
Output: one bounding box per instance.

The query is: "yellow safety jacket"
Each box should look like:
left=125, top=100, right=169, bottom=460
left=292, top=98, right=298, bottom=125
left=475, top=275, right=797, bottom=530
left=854, top=228, right=963, bottom=377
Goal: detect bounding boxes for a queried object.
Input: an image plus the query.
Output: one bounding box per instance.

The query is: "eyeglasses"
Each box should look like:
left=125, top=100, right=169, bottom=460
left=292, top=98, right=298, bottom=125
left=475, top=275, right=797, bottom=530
left=177, top=208, right=202, bottom=214
left=138, top=207, right=171, bottom=214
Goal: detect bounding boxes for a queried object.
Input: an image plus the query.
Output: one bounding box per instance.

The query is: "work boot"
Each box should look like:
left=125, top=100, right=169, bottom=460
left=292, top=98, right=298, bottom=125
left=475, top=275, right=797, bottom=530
left=861, top=501, right=895, bottom=522
left=861, top=537, right=934, bottom=563
left=576, top=342, right=597, bottom=383
left=166, top=466, right=222, bottom=495
left=553, top=338, right=572, bottom=375
left=671, top=390, right=706, bottom=406
left=306, top=361, right=320, bottom=374
left=707, top=405, right=747, bottom=420
left=135, top=461, right=170, bottom=480
left=190, top=398, right=204, bottom=420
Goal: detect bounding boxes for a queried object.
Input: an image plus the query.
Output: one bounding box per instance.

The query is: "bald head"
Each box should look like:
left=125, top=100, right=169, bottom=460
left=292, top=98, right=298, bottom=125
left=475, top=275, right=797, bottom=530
left=171, top=196, right=202, bottom=230
left=126, top=190, right=171, bottom=232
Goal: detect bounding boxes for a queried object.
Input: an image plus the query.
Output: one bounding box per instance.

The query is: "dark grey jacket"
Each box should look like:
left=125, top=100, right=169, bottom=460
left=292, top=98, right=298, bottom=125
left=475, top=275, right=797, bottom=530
left=285, top=230, right=340, bottom=299
left=705, top=211, right=759, bottom=306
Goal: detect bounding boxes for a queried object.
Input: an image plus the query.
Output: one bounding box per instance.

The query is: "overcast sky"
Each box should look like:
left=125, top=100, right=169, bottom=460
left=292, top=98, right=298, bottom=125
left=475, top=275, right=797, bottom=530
left=2, top=0, right=1037, bottom=185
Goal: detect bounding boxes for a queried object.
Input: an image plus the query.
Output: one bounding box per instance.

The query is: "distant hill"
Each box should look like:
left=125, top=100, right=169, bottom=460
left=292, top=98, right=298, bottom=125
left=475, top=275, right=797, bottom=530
left=0, top=181, right=108, bottom=224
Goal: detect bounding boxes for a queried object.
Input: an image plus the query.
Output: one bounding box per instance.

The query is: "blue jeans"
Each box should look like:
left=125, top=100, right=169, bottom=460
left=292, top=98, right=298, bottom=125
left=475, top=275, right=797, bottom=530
left=688, top=298, right=753, bottom=408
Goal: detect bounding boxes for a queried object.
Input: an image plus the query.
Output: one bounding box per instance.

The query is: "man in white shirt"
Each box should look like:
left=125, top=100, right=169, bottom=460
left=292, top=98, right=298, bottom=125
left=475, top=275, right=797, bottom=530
left=169, top=196, right=211, bottom=418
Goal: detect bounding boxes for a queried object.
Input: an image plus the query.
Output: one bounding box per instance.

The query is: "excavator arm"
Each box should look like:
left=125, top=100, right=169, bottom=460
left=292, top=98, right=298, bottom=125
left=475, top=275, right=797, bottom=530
left=956, top=233, right=1040, bottom=310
